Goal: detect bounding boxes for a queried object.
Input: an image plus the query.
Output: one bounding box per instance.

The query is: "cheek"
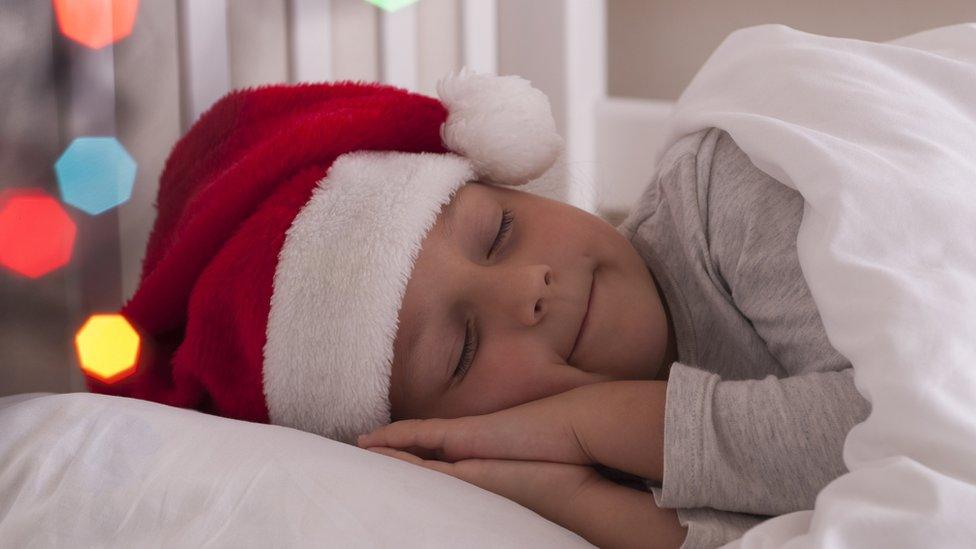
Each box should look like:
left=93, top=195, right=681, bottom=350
left=513, top=366, right=601, bottom=402
left=453, top=343, right=605, bottom=416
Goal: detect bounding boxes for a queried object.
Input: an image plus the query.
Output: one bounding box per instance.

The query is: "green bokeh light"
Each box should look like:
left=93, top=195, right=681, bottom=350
left=364, top=0, right=420, bottom=12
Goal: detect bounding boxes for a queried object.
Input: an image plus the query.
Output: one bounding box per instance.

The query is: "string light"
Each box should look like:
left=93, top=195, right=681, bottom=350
left=0, top=189, right=77, bottom=279
left=364, top=0, right=419, bottom=12
left=55, top=137, right=137, bottom=216
left=53, top=0, right=140, bottom=49
left=75, top=313, right=141, bottom=384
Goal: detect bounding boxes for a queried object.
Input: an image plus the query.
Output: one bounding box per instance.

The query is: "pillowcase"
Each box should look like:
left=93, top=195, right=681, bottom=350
left=0, top=392, right=590, bottom=548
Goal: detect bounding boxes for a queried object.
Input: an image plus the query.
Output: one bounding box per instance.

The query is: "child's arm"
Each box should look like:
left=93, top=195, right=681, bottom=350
left=648, top=365, right=868, bottom=515
left=356, top=378, right=665, bottom=480
left=359, top=371, right=867, bottom=517
left=365, top=446, right=687, bottom=549
left=567, top=470, right=686, bottom=549
left=567, top=380, right=668, bottom=482
left=357, top=381, right=666, bottom=470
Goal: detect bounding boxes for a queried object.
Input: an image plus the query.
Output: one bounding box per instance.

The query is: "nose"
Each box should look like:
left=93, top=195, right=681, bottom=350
left=492, top=264, right=553, bottom=327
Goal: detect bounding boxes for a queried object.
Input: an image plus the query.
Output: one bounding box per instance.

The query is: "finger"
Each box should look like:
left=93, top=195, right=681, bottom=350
left=368, top=444, right=439, bottom=461
left=358, top=419, right=444, bottom=450
left=404, top=445, right=441, bottom=461
left=366, top=448, right=524, bottom=498
left=366, top=447, right=458, bottom=478
left=366, top=446, right=424, bottom=465
left=357, top=418, right=450, bottom=453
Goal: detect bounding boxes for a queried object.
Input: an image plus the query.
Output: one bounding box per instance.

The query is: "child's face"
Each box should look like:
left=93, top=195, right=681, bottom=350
left=389, top=182, right=671, bottom=421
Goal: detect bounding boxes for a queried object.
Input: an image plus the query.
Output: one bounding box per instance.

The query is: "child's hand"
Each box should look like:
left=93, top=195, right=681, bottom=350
left=365, top=446, right=601, bottom=526
left=359, top=380, right=669, bottom=482
left=356, top=385, right=596, bottom=466
left=366, top=446, right=687, bottom=549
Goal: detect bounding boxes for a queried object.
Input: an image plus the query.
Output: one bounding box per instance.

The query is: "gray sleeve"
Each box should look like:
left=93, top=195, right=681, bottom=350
left=676, top=508, right=766, bottom=549
left=705, top=128, right=850, bottom=377
left=646, top=484, right=768, bottom=549
left=658, top=362, right=870, bottom=515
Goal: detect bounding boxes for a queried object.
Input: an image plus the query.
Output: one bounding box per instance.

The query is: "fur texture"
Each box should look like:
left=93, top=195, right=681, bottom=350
left=264, top=152, right=473, bottom=443
left=438, top=68, right=563, bottom=186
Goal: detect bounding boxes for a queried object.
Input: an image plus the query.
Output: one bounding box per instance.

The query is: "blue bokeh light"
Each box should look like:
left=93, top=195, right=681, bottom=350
left=55, top=137, right=137, bottom=216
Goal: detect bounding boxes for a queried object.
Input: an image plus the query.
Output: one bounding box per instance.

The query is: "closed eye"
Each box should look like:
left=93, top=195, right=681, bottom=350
left=487, top=209, right=514, bottom=259
left=453, top=318, right=477, bottom=380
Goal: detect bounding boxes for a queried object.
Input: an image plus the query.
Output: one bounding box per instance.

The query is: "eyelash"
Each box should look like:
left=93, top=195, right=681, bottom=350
left=455, top=319, right=478, bottom=379
left=487, top=209, right=515, bottom=259
left=455, top=209, right=514, bottom=380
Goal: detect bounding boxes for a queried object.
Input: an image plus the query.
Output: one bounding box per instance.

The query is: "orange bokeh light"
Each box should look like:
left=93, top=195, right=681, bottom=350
left=0, top=189, right=77, bottom=279
left=53, top=0, right=140, bottom=49
left=76, top=314, right=141, bottom=384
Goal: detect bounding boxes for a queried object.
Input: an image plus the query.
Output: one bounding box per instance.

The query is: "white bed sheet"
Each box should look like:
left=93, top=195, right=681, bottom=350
left=0, top=392, right=591, bottom=548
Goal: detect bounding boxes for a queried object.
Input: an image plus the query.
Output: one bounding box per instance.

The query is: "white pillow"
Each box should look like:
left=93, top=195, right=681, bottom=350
left=0, top=392, right=591, bottom=548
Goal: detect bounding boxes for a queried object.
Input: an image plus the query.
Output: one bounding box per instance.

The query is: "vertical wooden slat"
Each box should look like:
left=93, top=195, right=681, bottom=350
left=113, top=0, right=181, bottom=305
left=563, top=0, right=605, bottom=212
left=417, top=0, right=460, bottom=96
left=496, top=0, right=567, bottom=205
left=595, top=98, right=674, bottom=222
left=379, top=3, right=419, bottom=90
left=460, top=0, right=497, bottom=74
left=228, top=0, right=289, bottom=89
left=497, top=0, right=566, bottom=131
left=178, top=0, right=231, bottom=130
left=62, top=44, right=117, bottom=137
left=496, top=0, right=605, bottom=213
left=0, top=0, right=73, bottom=396
left=288, top=0, right=333, bottom=83
left=330, top=0, right=380, bottom=82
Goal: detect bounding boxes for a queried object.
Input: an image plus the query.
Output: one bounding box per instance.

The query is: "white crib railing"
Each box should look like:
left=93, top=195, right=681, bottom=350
left=49, top=0, right=613, bottom=392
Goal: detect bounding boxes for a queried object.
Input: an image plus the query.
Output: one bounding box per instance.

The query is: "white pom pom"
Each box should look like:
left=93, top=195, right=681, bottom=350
left=437, top=68, right=563, bottom=186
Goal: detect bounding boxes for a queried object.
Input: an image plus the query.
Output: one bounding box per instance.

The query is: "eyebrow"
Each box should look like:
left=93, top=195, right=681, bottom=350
left=442, top=186, right=468, bottom=240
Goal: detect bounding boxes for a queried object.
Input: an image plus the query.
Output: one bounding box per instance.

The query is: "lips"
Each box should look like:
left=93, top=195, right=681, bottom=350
left=568, top=272, right=594, bottom=364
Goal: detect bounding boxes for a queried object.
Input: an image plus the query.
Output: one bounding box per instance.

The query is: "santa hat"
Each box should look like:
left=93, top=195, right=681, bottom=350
left=84, top=69, right=562, bottom=444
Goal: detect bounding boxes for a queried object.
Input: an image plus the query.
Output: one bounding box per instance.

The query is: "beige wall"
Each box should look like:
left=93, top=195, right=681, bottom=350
left=608, top=0, right=976, bottom=100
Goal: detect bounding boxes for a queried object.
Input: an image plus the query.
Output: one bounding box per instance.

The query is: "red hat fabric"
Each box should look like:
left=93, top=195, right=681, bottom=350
left=84, top=70, right=562, bottom=443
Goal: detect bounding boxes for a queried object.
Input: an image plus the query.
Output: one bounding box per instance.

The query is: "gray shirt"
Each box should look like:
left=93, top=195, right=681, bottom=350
left=616, top=128, right=871, bottom=548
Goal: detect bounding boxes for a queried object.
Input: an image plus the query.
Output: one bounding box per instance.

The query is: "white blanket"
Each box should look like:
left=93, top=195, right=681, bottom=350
left=659, top=24, right=976, bottom=548
left=0, top=392, right=590, bottom=548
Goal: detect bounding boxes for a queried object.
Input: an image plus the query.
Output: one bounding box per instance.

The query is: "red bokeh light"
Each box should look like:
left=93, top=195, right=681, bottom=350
left=0, top=189, right=78, bottom=279
left=53, top=0, right=140, bottom=49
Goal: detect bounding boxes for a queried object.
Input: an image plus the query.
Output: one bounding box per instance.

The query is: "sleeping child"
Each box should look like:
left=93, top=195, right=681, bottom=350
left=85, top=70, right=871, bottom=549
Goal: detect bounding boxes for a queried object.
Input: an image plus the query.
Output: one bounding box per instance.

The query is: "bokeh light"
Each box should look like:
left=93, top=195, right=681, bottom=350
left=55, top=137, right=137, bottom=216
left=75, top=313, right=141, bottom=383
left=53, top=0, right=140, bottom=49
left=365, top=0, right=420, bottom=12
left=0, top=189, right=78, bottom=279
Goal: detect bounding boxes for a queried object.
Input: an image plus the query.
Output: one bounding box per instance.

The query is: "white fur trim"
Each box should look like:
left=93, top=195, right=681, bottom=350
left=438, top=68, right=563, bottom=186
left=263, top=152, right=474, bottom=443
